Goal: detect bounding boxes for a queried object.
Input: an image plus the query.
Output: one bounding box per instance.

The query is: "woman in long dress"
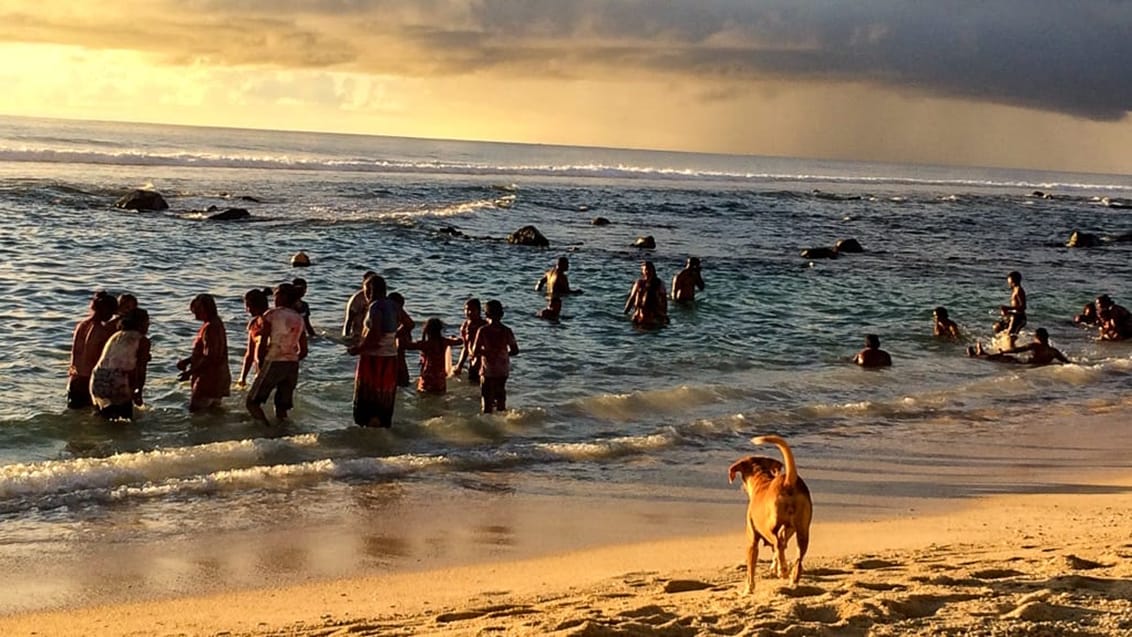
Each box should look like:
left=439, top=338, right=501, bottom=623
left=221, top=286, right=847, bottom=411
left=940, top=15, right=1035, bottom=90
left=177, top=294, right=232, bottom=412
left=90, top=309, right=151, bottom=421
left=347, top=275, right=399, bottom=427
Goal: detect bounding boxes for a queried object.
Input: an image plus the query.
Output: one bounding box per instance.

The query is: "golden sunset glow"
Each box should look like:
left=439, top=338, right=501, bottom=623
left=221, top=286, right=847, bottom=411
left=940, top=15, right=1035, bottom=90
left=2, top=1, right=1131, bottom=174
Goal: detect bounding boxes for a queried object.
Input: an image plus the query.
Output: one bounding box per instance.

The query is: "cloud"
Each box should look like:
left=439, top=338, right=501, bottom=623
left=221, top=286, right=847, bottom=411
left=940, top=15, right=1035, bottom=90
left=2, top=0, right=1130, bottom=120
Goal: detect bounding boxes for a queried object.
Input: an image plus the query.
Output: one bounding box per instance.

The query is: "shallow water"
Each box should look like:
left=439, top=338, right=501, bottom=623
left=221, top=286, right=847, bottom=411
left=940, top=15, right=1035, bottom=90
left=1, top=116, right=1131, bottom=611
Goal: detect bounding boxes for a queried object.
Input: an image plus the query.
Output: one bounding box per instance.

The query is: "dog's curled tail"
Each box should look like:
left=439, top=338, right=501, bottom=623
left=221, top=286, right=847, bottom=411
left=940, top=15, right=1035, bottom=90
left=752, top=435, right=797, bottom=488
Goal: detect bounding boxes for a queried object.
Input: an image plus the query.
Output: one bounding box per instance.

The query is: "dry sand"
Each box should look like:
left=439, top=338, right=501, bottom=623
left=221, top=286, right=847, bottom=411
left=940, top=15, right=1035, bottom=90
left=3, top=471, right=1131, bottom=636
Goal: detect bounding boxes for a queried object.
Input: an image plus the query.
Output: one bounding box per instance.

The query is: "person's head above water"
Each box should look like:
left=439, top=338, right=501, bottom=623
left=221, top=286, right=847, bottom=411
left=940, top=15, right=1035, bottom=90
left=1007, top=271, right=1022, bottom=285
left=865, top=334, right=881, bottom=349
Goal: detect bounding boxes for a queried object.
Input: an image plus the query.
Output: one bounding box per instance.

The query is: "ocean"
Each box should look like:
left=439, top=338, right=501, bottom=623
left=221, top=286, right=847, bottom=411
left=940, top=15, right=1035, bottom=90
left=1, top=115, right=1130, bottom=612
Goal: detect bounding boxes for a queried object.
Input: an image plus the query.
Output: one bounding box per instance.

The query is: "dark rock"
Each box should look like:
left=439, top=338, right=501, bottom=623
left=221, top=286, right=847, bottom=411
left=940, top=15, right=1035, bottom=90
left=207, top=208, right=250, bottom=221
left=1067, top=230, right=1102, bottom=248
left=633, top=235, right=656, bottom=249
left=1102, top=197, right=1132, bottom=209
left=206, top=205, right=219, bottom=213
left=115, top=189, right=168, bottom=211
left=1113, top=232, right=1132, bottom=243
left=437, top=225, right=463, bottom=237
left=238, top=195, right=262, bottom=202
left=591, top=217, right=611, bottom=226
left=801, top=247, right=838, bottom=259
left=507, top=225, right=549, bottom=247
left=834, top=238, right=864, bottom=253
left=291, top=252, right=312, bottom=267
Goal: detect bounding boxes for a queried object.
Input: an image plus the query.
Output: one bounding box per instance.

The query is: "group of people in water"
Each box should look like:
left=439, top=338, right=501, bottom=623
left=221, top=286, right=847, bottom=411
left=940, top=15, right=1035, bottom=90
left=66, top=256, right=706, bottom=425
left=853, top=270, right=1131, bottom=368
left=68, top=257, right=1125, bottom=424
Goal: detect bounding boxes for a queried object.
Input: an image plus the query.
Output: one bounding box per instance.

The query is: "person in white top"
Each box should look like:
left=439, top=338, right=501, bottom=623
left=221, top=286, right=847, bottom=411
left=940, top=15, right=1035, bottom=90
left=90, top=308, right=151, bottom=421
left=246, top=283, right=308, bottom=424
left=342, top=271, right=376, bottom=345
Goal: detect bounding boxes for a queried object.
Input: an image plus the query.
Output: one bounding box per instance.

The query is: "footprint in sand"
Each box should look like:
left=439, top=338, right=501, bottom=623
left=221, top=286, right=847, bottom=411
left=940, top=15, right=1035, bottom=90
left=970, top=568, right=1024, bottom=580
left=852, top=558, right=902, bottom=570
left=1060, top=554, right=1107, bottom=570
left=911, top=574, right=985, bottom=587
left=663, top=579, right=714, bottom=594
left=1002, top=601, right=1091, bottom=622
left=791, top=603, right=841, bottom=624
left=854, top=581, right=906, bottom=592
left=807, top=567, right=851, bottom=577
left=880, top=593, right=981, bottom=620
left=779, top=584, right=826, bottom=598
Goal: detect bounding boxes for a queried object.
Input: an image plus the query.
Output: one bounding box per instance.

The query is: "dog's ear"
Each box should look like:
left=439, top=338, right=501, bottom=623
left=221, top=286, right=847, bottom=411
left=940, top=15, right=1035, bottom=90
left=728, top=458, right=750, bottom=484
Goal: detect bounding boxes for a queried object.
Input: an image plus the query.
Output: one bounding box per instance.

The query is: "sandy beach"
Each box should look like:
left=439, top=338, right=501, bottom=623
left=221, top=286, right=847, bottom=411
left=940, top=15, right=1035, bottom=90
left=3, top=461, right=1131, bottom=636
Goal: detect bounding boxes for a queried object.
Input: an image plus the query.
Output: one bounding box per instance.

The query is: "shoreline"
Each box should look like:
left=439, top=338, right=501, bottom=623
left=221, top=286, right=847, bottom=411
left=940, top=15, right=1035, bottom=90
left=3, top=464, right=1132, bottom=635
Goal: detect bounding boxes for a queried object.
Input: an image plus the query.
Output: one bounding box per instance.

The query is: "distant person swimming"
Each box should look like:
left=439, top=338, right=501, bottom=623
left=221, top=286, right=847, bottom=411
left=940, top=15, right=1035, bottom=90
left=853, top=334, right=892, bottom=368
left=624, top=260, right=668, bottom=328
left=967, top=327, right=1069, bottom=366
left=1095, top=294, right=1132, bottom=341
left=932, top=306, right=961, bottom=340
left=671, top=257, right=705, bottom=303
left=536, top=256, right=581, bottom=298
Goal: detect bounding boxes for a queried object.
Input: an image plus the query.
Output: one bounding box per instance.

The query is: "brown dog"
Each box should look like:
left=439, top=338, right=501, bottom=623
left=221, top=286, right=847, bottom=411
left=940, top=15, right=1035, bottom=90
left=728, top=435, right=812, bottom=594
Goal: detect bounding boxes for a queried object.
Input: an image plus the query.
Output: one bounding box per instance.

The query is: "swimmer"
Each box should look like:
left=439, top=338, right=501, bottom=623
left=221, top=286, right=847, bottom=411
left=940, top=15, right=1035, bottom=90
left=671, top=257, right=706, bottom=303
left=853, top=334, right=893, bottom=368
left=932, top=306, right=961, bottom=340
left=967, top=327, right=1069, bottom=366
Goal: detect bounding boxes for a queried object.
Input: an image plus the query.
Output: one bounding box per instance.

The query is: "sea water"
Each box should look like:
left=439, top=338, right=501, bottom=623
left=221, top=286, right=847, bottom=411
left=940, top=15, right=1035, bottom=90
left=1, top=116, right=1131, bottom=611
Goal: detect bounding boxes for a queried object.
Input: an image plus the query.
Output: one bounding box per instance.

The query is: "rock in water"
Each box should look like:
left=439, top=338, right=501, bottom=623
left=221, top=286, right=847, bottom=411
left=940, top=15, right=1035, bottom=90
left=291, top=252, right=312, bottom=267
left=834, top=238, right=864, bottom=253
left=800, top=246, right=838, bottom=259
left=207, top=208, right=250, bottom=221
left=507, top=225, right=549, bottom=247
left=633, top=235, right=656, bottom=249
left=1066, top=230, right=1102, bottom=248
left=116, top=189, right=168, bottom=211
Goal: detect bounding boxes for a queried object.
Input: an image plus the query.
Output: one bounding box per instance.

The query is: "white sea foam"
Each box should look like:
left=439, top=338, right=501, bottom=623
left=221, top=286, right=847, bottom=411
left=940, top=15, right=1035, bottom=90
left=3, top=147, right=1131, bottom=193
left=0, top=432, right=679, bottom=510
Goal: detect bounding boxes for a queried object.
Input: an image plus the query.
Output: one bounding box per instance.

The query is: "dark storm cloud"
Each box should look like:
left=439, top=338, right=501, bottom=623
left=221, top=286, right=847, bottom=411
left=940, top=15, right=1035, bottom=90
left=5, top=0, right=1131, bottom=120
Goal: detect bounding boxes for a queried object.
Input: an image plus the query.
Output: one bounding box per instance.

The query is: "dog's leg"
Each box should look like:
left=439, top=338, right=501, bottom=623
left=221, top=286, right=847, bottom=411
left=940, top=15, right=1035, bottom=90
left=792, top=529, right=809, bottom=584
left=743, top=521, right=759, bottom=594
left=744, top=538, right=758, bottom=594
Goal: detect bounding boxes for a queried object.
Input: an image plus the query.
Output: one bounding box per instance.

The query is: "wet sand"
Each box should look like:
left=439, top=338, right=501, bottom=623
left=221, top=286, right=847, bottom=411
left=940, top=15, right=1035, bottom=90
left=2, top=408, right=1131, bottom=635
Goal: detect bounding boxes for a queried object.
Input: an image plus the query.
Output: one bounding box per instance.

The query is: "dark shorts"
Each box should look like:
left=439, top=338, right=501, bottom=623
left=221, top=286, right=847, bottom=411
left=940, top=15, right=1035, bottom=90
left=480, top=375, right=508, bottom=411
left=1007, top=312, right=1027, bottom=335
left=67, top=376, right=92, bottom=410
left=247, top=361, right=300, bottom=410
left=97, top=402, right=134, bottom=421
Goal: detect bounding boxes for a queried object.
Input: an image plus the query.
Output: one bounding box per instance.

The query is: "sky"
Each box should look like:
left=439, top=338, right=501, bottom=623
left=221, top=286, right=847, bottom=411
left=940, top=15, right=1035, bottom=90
left=2, top=0, right=1131, bottom=174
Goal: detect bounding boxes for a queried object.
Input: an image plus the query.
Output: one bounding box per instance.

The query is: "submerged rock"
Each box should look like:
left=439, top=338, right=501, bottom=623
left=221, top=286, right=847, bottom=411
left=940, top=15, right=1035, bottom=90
left=800, top=246, right=838, bottom=259
left=834, top=238, right=864, bottom=253
left=591, top=217, right=611, bottom=226
left=207, top=208, right=250, bottom=221
left=633, top=235, right=656, bottom=249
left=116, top=189, right=168, bottom=211
left=507, top=225, right=549, bottom=247
left=291, top=251, right=312, bottom=267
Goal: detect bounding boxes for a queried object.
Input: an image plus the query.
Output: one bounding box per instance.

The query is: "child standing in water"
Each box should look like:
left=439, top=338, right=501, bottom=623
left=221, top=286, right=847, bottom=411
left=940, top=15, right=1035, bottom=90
left=387, top=292, right=415, bottom=388
left=177, top=294, right=232, bottom=412
left=470, top=300, right=519, bottom=414
left=404, top=318, right=462, bottom=394
left=68, top=291, right=119, bottom=409
left=246, top=283, right=308, bottom=424
left=237, top=288, right=270, bottom=387
left=292, top=278, right=316, bottom=336
left=453, top=298, right=487, bottom=384
left=90, top=309, right=151, bottom=421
